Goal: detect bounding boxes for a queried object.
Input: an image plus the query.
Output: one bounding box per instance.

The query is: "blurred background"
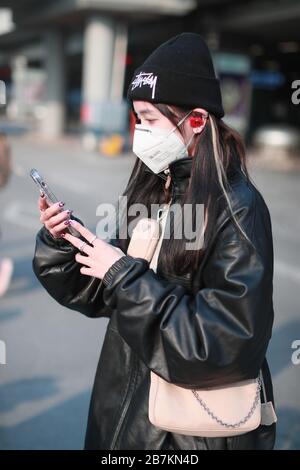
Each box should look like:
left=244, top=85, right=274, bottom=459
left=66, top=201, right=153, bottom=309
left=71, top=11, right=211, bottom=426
left=0, top=0, right=299, bottom=450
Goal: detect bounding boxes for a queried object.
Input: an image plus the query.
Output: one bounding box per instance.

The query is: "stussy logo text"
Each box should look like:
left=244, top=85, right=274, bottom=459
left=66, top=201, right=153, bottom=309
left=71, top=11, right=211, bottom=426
left=131, top=72, right=158, bottom=99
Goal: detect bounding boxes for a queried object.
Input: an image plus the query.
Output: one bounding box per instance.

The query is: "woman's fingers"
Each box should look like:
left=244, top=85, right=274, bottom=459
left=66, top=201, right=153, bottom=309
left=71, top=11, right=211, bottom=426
left=66, top=219, right=99, bottom=245
left=47, top=209, right=72, bottom=229
left=63, top=232, right=95, bottom=256
left=40, top=201, right=64, bottom=224
left=79, top=267, right=93, bottom=276
left=46, top=211, right=74, bottom=238
left=37, top=197, right=72, bottom=238
left=38, top=194, right=50, bottom=212
left=50, top=223, right=70, bottom=239
left=75, top=253, right=94, bottom=267
left=63, top=221, right=103, bottom=254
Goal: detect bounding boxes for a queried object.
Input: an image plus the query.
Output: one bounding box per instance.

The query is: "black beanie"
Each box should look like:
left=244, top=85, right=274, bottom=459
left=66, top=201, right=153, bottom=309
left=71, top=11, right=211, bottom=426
left=127, top=32, right=224, bottom=119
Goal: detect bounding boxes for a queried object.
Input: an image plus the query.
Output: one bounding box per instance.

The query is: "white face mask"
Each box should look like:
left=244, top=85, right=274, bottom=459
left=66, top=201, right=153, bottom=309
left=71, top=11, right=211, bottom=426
left=132, top=110, right=195, bottom=174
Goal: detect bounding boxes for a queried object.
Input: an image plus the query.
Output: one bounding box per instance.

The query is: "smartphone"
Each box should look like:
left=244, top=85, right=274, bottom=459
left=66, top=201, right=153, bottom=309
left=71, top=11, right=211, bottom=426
left=30, top=168, right=81, bottom=238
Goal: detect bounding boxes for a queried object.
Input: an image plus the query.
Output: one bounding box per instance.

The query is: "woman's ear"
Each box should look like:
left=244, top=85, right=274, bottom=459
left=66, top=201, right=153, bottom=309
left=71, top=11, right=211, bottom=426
left=189, top=107, right=209, bottom=134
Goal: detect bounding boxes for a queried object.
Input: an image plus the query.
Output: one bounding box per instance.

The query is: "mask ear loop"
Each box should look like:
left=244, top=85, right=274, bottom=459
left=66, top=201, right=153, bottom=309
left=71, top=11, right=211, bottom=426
left=168, top=109, right=194, bottom=136
left=170, top=109, right=195, bottom=156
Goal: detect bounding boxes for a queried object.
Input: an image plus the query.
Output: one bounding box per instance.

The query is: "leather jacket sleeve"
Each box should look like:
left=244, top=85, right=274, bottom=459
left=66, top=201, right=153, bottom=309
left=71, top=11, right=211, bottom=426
left=101, top=218, right=274, bottom=389
left=32, top=216, right=120, bottom=319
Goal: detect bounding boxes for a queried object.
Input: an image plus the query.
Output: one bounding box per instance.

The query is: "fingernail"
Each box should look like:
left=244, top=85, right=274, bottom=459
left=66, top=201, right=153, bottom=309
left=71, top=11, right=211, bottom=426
left=40, top=191, right=45, bottom=198
left=64, top=219, right=71, bottom=225
left=60, top=233, right=65, bottom=238
left=59, top=201, right=65, bottom=207
left=66, top=209, right=73, bottom=215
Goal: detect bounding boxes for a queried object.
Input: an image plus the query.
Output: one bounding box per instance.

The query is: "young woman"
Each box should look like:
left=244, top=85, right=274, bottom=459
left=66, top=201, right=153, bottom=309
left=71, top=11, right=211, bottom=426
left=32, top=32, right=276, bottom=450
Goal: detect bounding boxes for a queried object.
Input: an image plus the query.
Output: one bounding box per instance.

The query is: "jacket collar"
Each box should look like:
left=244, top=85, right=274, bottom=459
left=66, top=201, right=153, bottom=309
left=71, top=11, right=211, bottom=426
left=167, top=156, right=193, bottom=197
left=144, top=156, right=193, bottom=197
left=145, top=156, right=243, bottom=198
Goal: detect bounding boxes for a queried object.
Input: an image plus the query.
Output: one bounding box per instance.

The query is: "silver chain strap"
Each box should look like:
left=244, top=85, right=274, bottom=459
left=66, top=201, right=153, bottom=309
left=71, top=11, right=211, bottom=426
left=191, top=376, right=261, bottom=429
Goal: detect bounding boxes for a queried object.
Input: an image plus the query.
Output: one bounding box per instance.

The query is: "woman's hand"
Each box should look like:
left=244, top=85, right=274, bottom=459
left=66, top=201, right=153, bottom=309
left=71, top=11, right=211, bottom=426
left=62, top=219, right=125, bottom=279
left=38, top=194, right=73, bottom=239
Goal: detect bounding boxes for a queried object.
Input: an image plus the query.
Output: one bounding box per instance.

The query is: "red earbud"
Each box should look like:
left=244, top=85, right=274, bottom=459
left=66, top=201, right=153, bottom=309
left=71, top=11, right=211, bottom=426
left=189, top=115, right=205, bottom=128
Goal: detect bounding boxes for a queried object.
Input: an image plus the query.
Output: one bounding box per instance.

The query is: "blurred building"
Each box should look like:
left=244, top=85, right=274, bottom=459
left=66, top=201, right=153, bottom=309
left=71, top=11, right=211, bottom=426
left=0, top=0, right=299, bottom=149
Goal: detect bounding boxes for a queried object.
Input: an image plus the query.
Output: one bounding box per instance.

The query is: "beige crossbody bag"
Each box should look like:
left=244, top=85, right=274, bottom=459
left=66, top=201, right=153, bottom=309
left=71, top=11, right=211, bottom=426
left=127, top=202, right=277, bottom=437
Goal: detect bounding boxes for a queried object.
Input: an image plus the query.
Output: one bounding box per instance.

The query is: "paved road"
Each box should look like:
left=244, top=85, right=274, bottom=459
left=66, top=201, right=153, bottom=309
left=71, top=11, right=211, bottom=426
left=0, top=135, right=299, bottom=449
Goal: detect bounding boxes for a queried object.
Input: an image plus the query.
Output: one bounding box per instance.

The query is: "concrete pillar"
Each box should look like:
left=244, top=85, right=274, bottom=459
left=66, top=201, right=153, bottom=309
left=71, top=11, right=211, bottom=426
left=81, top=15, right=128, bottom=145
left=110, top=22, right=128, bottom=102
left=40, top=30, right=65, bottom=138
left=81, top=15, right=115, bottom=126
left=7, top=54, right=27, bottom=121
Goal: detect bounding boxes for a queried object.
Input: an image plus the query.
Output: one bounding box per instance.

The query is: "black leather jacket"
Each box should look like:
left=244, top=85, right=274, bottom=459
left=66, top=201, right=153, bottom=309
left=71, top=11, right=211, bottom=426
left=32, top=157, right=276, bottom=450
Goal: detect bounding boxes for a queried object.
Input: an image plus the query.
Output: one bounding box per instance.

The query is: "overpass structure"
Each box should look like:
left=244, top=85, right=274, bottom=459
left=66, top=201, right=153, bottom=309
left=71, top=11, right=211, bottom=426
left=0, top=0, right=299, bottom=140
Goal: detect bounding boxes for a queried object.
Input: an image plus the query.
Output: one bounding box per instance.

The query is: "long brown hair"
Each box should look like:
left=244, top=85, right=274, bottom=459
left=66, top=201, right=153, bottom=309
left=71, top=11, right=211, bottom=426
left=115, top=103, right=251, bottom=277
